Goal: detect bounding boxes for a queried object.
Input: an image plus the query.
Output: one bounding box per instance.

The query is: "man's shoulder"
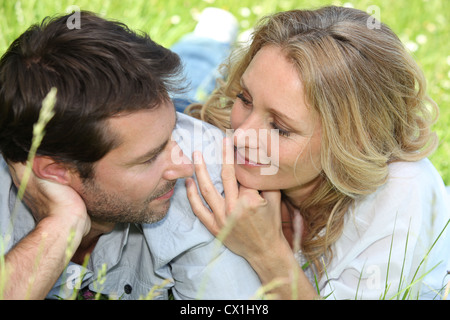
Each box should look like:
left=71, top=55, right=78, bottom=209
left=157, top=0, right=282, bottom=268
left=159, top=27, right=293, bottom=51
left=174, top=112, right=224, bottom=181
left=175, top=112, right=224, bottom=138
left=0, top=156, right=36, bottom=252
left=142, top=113, right=225, bottom=266
left=0, top=156, right=12, bottom=188
left=0, top=156, right=13, bottom=213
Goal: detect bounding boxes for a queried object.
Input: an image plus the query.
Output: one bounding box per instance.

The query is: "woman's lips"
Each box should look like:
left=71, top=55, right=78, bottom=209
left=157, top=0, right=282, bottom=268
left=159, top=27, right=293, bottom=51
left=235, top=148, right=269, bottom=167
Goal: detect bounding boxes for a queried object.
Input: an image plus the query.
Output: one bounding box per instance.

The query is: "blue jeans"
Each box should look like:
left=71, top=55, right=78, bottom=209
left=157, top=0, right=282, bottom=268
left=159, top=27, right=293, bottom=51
left=170, top=34, right=233, bottom=112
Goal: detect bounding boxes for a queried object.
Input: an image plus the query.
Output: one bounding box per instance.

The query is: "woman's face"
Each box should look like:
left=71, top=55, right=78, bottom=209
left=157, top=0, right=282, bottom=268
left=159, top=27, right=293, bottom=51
left=230, top=45, right=322, bottom=196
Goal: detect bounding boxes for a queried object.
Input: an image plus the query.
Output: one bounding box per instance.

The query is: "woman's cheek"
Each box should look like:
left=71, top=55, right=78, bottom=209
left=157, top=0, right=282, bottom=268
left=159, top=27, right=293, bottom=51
left=230, top=103, right=245, bottom=130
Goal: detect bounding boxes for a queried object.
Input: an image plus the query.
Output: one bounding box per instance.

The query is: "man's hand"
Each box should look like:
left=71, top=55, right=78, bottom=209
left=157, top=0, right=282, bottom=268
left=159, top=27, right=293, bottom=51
left=8, top=161, right=90, bottom=236
left=1, top=161, right=91, bottom=299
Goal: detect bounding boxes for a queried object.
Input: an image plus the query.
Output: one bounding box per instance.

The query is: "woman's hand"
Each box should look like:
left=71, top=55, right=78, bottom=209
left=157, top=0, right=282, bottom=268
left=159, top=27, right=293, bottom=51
left=186, top=138, right=319, bottom=299
left=185, top=137, right=287, bottom=260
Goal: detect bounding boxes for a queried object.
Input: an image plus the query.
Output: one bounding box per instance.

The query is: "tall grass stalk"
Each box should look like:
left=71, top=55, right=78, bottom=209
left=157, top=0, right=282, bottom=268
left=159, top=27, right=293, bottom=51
left=250, top=278, right=287, bottom=300
left=380, top=213, right=398, bottom=299
left=194, top=201, right=241, bottom=299
left=194, top=196, right=287, bottom=300
left=290, top=212, right=302, bottom=299
left=444, top=279, right=449, bottom=300
left=0, top=87, right=56, bottom=300
left=66, top=254, right=90, bottom=300
left=397, top=219, right=411, bottom=297
left=139, top=279, right=173, bottom=300
left=93, top=263, right=107, bottom=300
left=3, top=87, right=57, bottom=247
left=24, top=232, right=48, bottom=299
left=15, top=87, right=56, bottom=201
left=0, top=237, right=8, bottom=299
left=401, top=217, right=450, bottom=300
left=309, top=214, right=449, bottom=300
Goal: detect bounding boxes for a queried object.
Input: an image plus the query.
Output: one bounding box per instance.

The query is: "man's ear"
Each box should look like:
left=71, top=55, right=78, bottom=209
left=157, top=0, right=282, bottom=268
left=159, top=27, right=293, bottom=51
left=32, top=156, right=72, bottom=185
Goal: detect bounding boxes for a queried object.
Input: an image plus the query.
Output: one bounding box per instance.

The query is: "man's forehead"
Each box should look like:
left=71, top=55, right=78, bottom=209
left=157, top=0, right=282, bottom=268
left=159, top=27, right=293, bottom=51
left=107, top=103, right=176, bottom=139
left=103, top=104, right=177, bottom=160
left=108, top=99, right=175, bottom=122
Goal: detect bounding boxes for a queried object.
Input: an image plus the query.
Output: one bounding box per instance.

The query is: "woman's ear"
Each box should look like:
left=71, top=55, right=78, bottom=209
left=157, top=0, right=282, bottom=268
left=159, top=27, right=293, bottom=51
left=32, top=156, right=72, bottom=185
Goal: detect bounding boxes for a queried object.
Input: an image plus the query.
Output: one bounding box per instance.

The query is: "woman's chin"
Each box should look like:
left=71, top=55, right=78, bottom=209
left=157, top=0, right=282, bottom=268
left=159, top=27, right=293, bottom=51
left=234, top=166, right=272, bottom=190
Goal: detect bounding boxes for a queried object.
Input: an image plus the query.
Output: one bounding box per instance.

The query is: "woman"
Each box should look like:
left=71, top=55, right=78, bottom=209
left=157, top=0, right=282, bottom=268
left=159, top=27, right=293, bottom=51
left=185, top=6, right=450, bottom=299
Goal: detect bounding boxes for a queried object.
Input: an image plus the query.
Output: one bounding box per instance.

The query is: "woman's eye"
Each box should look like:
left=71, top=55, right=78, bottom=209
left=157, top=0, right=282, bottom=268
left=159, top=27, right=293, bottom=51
left=236, top=92, right=252, bottom=106
left=236, top=92, right=291, bottom=137
left=270, top=122, right=291, bottom=137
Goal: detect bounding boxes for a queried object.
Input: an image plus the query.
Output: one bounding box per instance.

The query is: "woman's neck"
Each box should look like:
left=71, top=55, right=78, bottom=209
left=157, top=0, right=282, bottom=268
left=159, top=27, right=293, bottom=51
left=282, top=174, right=322, bottom=209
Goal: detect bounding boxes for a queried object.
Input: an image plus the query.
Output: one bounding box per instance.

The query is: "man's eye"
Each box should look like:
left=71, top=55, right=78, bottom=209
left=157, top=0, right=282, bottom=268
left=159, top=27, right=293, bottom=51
left=143, top=155, right=158, bottom=165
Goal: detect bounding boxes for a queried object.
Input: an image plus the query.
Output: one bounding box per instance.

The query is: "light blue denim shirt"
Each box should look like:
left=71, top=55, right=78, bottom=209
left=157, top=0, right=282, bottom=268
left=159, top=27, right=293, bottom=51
left=0, top=112, right=261, bottom=300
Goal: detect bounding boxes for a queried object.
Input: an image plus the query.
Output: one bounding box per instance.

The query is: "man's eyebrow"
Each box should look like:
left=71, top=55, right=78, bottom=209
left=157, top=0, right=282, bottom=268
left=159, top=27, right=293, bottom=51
left=128, top=112, right=177, bottom=165
left=131, top=139, right=169, bottom=165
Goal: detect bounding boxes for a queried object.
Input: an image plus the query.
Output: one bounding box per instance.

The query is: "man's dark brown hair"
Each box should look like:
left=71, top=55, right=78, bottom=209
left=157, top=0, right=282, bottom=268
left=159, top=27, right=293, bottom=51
left=0, top=11, right=183, bottom=179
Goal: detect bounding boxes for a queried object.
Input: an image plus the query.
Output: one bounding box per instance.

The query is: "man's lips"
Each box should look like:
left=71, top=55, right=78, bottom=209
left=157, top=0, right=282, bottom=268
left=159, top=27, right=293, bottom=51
left=155, top=186, right=175, bottom=200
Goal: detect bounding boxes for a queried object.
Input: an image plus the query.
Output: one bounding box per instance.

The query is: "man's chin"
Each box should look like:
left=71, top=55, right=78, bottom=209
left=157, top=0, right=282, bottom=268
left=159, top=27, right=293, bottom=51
left=141, top=199, right=171, bottom=224
left=87, top=200, right=171, bottom=225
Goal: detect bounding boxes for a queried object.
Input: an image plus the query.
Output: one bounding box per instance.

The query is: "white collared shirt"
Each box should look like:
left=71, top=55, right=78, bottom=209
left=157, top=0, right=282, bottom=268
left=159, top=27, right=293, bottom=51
left=316, top=159, right=450, bottom=300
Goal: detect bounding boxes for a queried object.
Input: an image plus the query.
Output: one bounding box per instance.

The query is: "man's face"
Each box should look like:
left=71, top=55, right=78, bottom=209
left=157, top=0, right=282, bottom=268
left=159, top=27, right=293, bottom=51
left=73, top=101, right=193, bottom=224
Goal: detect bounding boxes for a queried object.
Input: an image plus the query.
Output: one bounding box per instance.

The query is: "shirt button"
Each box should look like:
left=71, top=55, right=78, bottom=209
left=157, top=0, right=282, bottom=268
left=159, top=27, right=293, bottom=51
left=124, top=284, right=132, bottom=294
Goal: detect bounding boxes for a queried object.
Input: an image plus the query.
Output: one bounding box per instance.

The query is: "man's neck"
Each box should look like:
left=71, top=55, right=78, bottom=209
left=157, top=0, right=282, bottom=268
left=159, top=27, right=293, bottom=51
left=71, top=221, right=115, bottom=265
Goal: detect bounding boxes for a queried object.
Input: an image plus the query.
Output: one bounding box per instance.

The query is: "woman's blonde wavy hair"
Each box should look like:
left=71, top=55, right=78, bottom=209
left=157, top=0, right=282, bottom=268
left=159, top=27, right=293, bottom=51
left=186, top=6, right=438, bottom=274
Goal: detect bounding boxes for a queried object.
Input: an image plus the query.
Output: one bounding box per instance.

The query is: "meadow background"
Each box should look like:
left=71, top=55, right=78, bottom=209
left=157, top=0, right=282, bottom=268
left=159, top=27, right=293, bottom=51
left=0, top=0, right=449, bottom=185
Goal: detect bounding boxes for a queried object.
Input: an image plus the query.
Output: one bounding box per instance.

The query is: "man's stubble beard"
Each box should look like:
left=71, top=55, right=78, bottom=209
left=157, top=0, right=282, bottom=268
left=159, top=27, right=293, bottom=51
left=80, top=178, right=177, bottom=224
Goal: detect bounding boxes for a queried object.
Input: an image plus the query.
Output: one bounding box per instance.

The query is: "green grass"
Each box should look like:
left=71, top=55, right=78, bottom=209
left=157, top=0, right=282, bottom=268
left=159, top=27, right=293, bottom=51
left=0, top=0, right=449, bottom=184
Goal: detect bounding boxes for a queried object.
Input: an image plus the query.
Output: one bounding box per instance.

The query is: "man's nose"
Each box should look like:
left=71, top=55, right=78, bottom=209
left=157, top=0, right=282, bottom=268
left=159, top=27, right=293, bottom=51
left=163, top=141, right=194, bottom=181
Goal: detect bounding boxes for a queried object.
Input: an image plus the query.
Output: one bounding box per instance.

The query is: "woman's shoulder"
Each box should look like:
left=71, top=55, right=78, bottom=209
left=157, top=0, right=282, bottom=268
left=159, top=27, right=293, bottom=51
left=323, top=158, right=449, bottom=299
left=388, top=158, right=440, bottom=180
left=350, top=159, right=448, bottom=230
left=380, top=158, right=445, bottom=197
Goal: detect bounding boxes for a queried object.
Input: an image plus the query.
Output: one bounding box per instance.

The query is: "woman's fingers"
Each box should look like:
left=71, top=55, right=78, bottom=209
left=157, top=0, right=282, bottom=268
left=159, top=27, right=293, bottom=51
left=237, top=186, right=282, bottom=220
left=185, top=177, right=220, bottom=235
left=192, top=151, right=224, bottom=214
left=259, top=189, right=282, bottom=205
left=221, top=137, right=238, bottom=210
left=238, top=184, right=268, bottom=207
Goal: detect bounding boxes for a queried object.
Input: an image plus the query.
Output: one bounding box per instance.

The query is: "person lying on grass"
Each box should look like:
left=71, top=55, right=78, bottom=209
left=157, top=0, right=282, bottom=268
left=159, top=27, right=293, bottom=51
left=186, top=6, right=450, bottom=299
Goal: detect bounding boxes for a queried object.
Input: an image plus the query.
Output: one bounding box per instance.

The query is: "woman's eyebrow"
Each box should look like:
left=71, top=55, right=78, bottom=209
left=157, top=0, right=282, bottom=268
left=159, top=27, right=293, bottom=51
left=240, top=77, right=250, bottom=94
left=240, top=77, right=296, bottom=125
left=268, top=107, right=297, bottom=124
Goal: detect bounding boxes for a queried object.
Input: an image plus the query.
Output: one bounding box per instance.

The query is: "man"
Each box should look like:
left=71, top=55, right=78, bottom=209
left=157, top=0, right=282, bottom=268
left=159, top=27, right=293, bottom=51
left=0, top=11, right=261, bottom=299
